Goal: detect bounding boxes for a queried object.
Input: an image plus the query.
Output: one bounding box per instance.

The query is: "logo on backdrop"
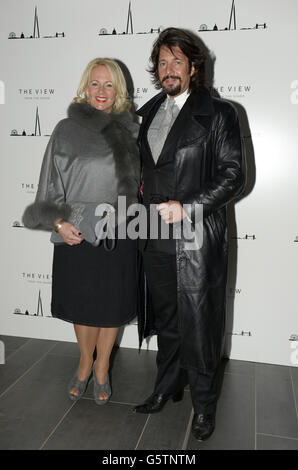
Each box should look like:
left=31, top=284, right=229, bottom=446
left=20, top=183, right=38, bottom=195
left=134, top=86, right=150, bottom=103
left=18, top=88, right=55, bottom=101
left=98, top=1, right=163, bottom=36
left=228, top=287, right=242, bottom=297
left=12, top=221, right=25, bottom=228
left=213, top=84, right=252, bottom=100
left=10, top=106, right=51, bottom=137
left=231, top=234, right=256, bottom=240
left=8, top=6, right=65, bottom=40
left=14, top=289, right=52, bottom=318
left=228, top=331, right=252, bottom=337
left=291, top=81, right=298, bottom=104
left=199, top=0, right=267, bottom=32
left=21, top=272, right=52, bottom=284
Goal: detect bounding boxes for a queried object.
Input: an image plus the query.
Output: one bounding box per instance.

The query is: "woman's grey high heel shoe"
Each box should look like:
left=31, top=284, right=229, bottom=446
left=68, top=369, right=91, bottom=401
left=93, top=365, right=111, bottom=405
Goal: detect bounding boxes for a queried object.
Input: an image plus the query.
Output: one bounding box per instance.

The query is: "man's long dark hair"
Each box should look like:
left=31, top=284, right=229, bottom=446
left=149, top=27, right=206, bottom=92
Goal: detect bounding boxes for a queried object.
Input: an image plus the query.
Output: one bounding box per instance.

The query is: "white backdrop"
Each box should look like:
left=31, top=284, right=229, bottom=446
left=0, top=0, right=297, bottom=366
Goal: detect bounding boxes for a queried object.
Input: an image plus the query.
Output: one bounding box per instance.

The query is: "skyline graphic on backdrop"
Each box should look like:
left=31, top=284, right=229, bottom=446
left=199, top=0, right=267, bottom=32
left=8, top=6, right=65, bottom=39
left=14, top=289, right=52, bottom=318
left=10, top=106, right=51, bottom=137
left=98, top=0, right=267, bottom=36
left=98, top=1, right=164, bottom=36
left=7, top=1, right=268, bottom=39
left=231, top=234, right=256, bottom=240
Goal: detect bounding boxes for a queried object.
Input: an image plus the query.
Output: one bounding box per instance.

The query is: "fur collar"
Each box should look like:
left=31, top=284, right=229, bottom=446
left=67, top=102, right=137, bottom=135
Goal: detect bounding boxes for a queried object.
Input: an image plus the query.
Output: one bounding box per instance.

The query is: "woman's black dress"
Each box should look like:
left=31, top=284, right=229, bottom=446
left=51, top=238, right=137, bottom=327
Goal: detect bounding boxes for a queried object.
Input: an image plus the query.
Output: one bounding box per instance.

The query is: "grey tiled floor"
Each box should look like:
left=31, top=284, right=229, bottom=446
left=0, top=335, right=297, bottom=450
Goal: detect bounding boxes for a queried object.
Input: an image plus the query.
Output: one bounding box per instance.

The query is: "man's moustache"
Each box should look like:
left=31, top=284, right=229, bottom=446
left=161, top=75, right=181, bottom=83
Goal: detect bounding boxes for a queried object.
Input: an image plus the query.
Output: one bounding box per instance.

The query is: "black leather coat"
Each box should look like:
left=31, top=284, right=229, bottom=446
left=137, top=87, right=246, bottom=373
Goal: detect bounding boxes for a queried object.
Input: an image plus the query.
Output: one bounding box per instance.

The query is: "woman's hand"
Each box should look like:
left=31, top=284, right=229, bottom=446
left=54, top=219, right=83, bottom=246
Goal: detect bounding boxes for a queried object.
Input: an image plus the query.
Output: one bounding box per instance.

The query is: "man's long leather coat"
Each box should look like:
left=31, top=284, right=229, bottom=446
left=137, top=87, right=246, bottom=373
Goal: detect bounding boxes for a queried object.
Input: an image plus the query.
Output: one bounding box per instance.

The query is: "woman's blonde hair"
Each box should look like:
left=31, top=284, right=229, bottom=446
left=73, top=58, right=131, bottom=113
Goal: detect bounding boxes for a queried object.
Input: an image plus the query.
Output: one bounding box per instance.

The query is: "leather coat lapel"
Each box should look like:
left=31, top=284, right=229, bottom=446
left=137, top=87, right=214, bottom=167
left=158, top=88, right=214, bottom=165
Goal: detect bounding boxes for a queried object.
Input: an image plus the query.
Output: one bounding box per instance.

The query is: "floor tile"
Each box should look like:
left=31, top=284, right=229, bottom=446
left=2, top=349, right=18, bottom=361
left=137, top=390, right=193, bottom=450
left=42, top=400, right=148, bottom=450
left=0, top=354, right=78, bottom=449
left=187, top=373, right=255, bottom=449
left=1, top=335, right=298, bottom=451
left=0, top=338, right=58, bottom=397
left=48, top=341, right=80, bottom=358
left=291, top=366, right=298, bottom=381
left=224, top=359, right=255, bottom=377
left=0, top=335, right=31, bottom=362
left=257, top=434, right=298, bottom=450
left=291, top=379, right=298, bottom=416
left=255, top=363, right=291, bottom=380
left=256, top=364, right=298, bottom=438
left=0, top=335, right=30, bottom=351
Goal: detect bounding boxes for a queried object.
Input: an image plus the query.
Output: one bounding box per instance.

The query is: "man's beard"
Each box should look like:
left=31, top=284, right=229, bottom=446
left=161, top=75, right=182, bottom=96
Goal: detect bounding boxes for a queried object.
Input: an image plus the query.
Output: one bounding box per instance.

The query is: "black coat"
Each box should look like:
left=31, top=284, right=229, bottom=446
left=137, top=87, right=246, bottom=373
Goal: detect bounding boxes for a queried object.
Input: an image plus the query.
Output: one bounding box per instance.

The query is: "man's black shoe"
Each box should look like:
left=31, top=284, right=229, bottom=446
left=191, top=413, right=215, bottom=441
left=133, top=391, right=183, bottom=414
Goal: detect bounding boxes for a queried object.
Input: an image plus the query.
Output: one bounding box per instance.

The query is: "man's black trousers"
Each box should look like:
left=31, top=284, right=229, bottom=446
left=143, top=247, right=218, bottom=414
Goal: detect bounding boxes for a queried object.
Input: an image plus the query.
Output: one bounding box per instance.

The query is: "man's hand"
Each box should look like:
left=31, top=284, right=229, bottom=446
left=156, top=200, right=187, bottom=224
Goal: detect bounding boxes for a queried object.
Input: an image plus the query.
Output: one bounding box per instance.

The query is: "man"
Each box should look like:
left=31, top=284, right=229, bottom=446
left=134, top=27, right=245, bottom=441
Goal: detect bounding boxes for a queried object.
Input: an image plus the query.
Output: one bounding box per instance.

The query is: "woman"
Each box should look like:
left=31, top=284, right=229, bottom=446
left=23, top=58, right=140, bottom=404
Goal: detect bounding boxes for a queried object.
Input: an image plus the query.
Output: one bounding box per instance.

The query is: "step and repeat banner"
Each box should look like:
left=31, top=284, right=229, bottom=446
left=0, top=0, right=297, bottom=366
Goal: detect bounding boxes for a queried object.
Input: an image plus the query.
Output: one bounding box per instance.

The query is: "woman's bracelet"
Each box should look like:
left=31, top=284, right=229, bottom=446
left=54, top=219, right=64, bottom=233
